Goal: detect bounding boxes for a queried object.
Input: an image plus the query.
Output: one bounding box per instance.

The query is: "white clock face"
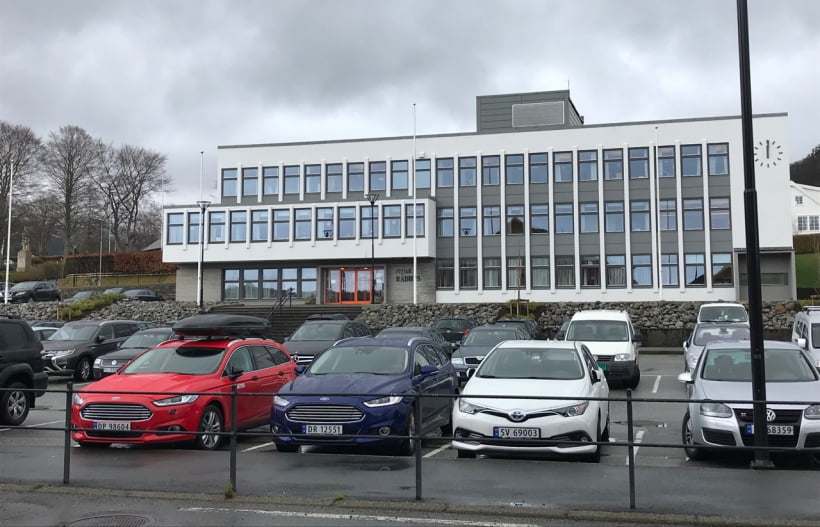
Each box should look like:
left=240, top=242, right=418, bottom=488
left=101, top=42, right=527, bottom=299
left=753, top=139, right=783, bottom=168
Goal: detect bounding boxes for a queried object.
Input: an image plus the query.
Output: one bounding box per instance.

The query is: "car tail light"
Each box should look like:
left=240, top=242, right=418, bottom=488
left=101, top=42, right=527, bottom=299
left=462, top=328, right=471, bottom=338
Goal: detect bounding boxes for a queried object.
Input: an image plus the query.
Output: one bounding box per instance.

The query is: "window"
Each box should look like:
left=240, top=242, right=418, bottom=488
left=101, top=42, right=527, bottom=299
left=263, top=166, right=279, bottom=195
left=243, top=269, right=259, bottom=299
left=437, top=207, right=454, bottom=237
left=554, top=151, right=573, bottom=182
left=338, top=207, right=356, bottom=239
left=632, top=255, right=652, bottom=286
left=222, top=168, right=237, bottom=197
left=812, top=217, right=820, bottom=231
left=243, top=167, right=258, bottom=197
left=406, top=204, right=424, bottom=237
left=629, top=147, right=649, bottom=179
left=459, top=157, right=477, bottom=186
left=795, top=195, right=804, bottom=205
left=483, top=206, right=501, bottom=235
left=661, top=254, right=679, bottom=286
left=437, top=158, right=454, bottom=188
left=230, top=211, right=247, bottom=242
left=415, top=159, right=431, bottom=189
left=507, top=205, right=525, bottom=234
left=293, top=209, right=311, bottom=240
left=436, top=259, right=454, bottom=289
left=798, top=216, right=808, bottom=231
left=712, top=253, right=733, bottom=285
left=606, top=255, right=626, bottom=287
left=708, top=143, right=729, bottom=175
left=631, top=201, right=650, bottom=231
left=348, top=162, right=364, bottom=192
left=555, top=255, right=575, bottom=287
left=383, top=205, right=401, bottom=238
left=659, top=199, right=677, bottom=231
left=530, top=153, right=548, bottom=183
left=710, top=197, right=730, bottom=229
left=483, top=257, right=501, bottom=288
left=579, top=202, right=599, bottom=233
left=370, top=161, right=386, bottom=191
left=581, top=256, right=600, bottom=287
left=605, top=202, right=624, bottom=232
left=460, top=258, right=478, bottom=289
left=273, top=210, right=289, bottom=241
left=284, top=166, right=300, bottom=194
left=304, top=164, right=321, bottom=194
left=361, top=205, right=378, bottom=238
left=683, top=199, right=704, bottom=230
left=531, top=256, right=549, bottom=288
left=658, top=146, right=676, bottom=178
left=681, top=145, right=702, bottom=176
left=685, top=253, right=706, bottom=285
left=187, top=212, right=202, bottom=244
left=482, top=155, right=500, bottom=185
left=531, top=204, right=549, bottom=233
left=316, top=208, right=334, bottom=239
left=507, top=256, right=526, bottom=289
left=578, top=150, right=598, bottom=181
left=392, top=160, right=408, bottom=190
left=209, top=211, right=226, bottom=243
left=167, top=213, right=184, bottom=244
left=251, top=210, right=268, bottom=242
left=555, top=203, right=573, bottom=233
left=224, top=269, right=240, bottom=300
left=326, top=163, right=342, bottom=193
left=506, top=154, right=524, bottom=184
left=604, top=149, right=623, bottom=180
left=459, top=207, right=477, bottom=236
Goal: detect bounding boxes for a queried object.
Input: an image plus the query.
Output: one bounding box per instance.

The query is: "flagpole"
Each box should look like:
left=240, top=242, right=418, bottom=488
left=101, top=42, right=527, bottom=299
left=412, top=103, right=418, bottom=304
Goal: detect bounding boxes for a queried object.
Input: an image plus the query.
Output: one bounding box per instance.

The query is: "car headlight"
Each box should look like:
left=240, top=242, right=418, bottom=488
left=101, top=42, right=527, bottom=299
left=700, top=402, right=733, bottom=418
left=457, top=398, right=489, bottom=414
left=363, top=395, right=403, bottom=408
left=450, top=357, right=464, bottom=366
left=50, top=349, right=75, bottom=357
left=72, top=393, right=84, bottom=406
left=804, top=405, right=820, bottom=420
left=613, top=353, right=633, bottom=361
left=152, top=394, right=199, bottom=407
left=93, top=358, right=102, bottom=366
left=553, top=401, right=589, bottom=417
left=273, top=395, right=290, bottom=407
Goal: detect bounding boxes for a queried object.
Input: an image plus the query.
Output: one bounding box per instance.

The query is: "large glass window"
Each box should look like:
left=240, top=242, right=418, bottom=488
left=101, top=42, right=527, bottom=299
left=436, top=158, right=454, bottom=188
left=662, top=254, right=679, bottom=286
left=187, top=211, right=201, bottom=244
left=708, top=143, right=729, bottom=175
left=482, top=155, right=500, bottom=185
left=459, top=207, right=477, bottom=236
left=209, top=211, right=225, bottom=243
left=659, top=199, right=677, bottom=230
left=604, top=149, right=623, bottom=180
left=531, top=256, right=550, bottom=288
left=681, top=145, right=702, bottom=177
left=316, top=207, right=334, bottom=239
left=507, top=205, right=525, bottom=235
left=230, top=211, right=247, bottom=242
left=304, top=164, right=321, bottom=194
left=251, top=210, right=268, bottom=242
left=338, top=207, right=356, bottom=239
left=581, top=256, right=600, bottom=287
left=301, top=268, right=317, bottom=301
left=243, top=269, right=259, bottom=299
left=554, top=152, right=573, bottom=182
left=326, top=163, right=342, bottom=193
left=459, top=157, right=477, bottom=187
left=262, top=268, right=278, bottom=298
left=580, top=202, right=599, bottom=233
left=361, top=205, right=379, bottom=238
left=530, top=153, right=548, bottom=183
left=606, top=255, right=626, bottom=287
left=483, top=206, right=501, bottom=236
left=391, top=160, right=408, bottom=190
left=629, top=147, right=649, bottom=179
left=631, top=201, right=650, bottom=231
left=555, top=255, right=575, bottom=288
left=243, top=167, right=258, bottom=197
left=370, top=161, right=386, bottom=192
left=710, top=197, right=731, bottom=229
left=263, top=166, right=279, bottom=195
left=284, top=165, right=300, bottom=194
left=506, top=154, right=524, bottom=184
left=685, top=253, right=706, bottom=285
left=383, top=205, right=401, bottom=238
left=683, top=199, right=704, bottom=230
left=437, top=207, right=454, bottom=237
left=406, top=204, right=424, bottom=237
left=460, top=258, right=478, bottom=289
left=531, top=204, right=549, bottom=233
left=273, top=210, right=289, bottom=241
left=632, top=255, right=652, bottom=286
left=224, top=269, right=239, bottom=300
left=348, top=162, right=364, bottom=192
left=712, top=253, right=733, bottom=285
left=484, top=257, right=501, bottom=288
left=293, top=209, right=311, bottom=240
left=222, top=168, right=237, bottom=198
left=605, top=202, right=624, bottom=232
left=507, top=256, right=526, bottom=289
left=658, top=146, right=675, bottom=178
left=167, top=213, right=184, bottom=244
left=415, top=159, right=431, bottom=189
left=578, top=150, right=598, bottom=181
left=555, top=203, right=574, bottom=234
left=436, top=259, right=454, bottom=289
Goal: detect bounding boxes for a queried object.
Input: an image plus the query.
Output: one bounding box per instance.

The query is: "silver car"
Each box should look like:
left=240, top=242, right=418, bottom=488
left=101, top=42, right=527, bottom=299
left=678, top=341, right=820, bottom=460
left=682, top=322, right=750, bottom=372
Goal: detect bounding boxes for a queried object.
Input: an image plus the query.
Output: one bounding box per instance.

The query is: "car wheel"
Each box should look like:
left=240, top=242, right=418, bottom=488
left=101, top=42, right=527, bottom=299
left=76, top=440, right=111, bottom=448
left=0, top=382, right=30, bottom=426
left=73, top=357, right=92, bottom=382
left=398, top=410, right=416, bottom=456
left=196, top=404, right=223, bottom=450
left=682, top=411, right=703, bottom=460
left=456, top=449, right=476, bottom=459
left=625, top=368, right=641, bottom=390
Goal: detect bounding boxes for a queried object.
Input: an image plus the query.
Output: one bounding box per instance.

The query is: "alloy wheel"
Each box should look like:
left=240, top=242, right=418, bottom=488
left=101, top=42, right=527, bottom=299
left=198, top=406, right=223, bottom=450
left=7, top=390, right=27, bottom=421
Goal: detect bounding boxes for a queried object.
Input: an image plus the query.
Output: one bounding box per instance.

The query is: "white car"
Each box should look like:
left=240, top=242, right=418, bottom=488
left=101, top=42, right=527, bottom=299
left=696, top=302, right=748, bottom=323
left=452, top=340, right=610, bottom=461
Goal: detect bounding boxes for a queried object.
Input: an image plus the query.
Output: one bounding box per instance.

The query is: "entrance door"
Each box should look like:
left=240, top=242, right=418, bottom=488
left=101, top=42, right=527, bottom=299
left=324, top=268, right=378, bottom=304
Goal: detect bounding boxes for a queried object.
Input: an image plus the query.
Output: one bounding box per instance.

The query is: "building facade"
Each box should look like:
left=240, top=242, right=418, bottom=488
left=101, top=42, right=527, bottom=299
left=790, top=181, right=820, bottom=234
left=163, top=90, right=796, bottom=304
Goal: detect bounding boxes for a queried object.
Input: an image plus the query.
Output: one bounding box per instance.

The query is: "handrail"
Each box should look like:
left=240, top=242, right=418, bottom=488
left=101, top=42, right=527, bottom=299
left=266, top=287, right=294, bottom=321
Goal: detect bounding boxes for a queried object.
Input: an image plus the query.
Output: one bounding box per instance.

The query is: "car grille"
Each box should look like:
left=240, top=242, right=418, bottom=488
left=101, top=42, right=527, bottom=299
left=595, top=356, right=612, bottom=363
left=702, top=428, right=737, bottom=446
left=81, top=403, right=153, bottom=421
left=294, top=355, right=315, bottom=366
left=86, top=431, right=144, bottom=439
left=804, top=433, right=820, bottom=448
left=464, top=357, right=484, bottom=366
left=483, top=409, right=558, bottom=423
left=286, top=404, right=364, bottom=423
left=735, top=408, right=801, bottom=448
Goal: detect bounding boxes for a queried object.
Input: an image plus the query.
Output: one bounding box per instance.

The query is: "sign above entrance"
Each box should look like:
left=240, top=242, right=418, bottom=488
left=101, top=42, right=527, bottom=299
left=395, top=266, right=420, bottom=283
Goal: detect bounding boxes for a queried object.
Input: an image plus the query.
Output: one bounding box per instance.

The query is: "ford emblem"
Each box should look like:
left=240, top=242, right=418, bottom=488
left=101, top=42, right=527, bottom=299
left=766, top=409, right=776, bottom=422
left=509, top=410, right=526, bottom=422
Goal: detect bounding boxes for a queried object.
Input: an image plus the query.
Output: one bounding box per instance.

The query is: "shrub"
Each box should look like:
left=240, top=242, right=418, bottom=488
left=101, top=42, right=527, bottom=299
left=58, top=294, right=123, bottom=321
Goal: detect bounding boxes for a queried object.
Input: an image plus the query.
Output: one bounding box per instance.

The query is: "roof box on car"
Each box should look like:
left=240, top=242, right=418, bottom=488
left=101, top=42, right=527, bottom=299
left=305, top=313, right=349, bottom=321
left=172, top=314, right=271, bottom=338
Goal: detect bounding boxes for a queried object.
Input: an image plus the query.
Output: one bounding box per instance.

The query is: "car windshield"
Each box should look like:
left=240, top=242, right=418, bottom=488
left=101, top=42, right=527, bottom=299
left=566, top=321, right=629, bottom=342
left=700, top=348, right=818, bottom=382
left=811, top=324, right=820, bottom=350
left=122, top=346, right=226, bottom=375
left=461, top=329, right=518, bottom=347
left=477, top=347, right=584, bottom=380
left=10, top=281, right=38, bottom=291
left=121, top=331, right=174, bottom=349
left=125, top=290, right=147, bottom=296
left=693, top=325, right=750, bottom=346
left=699, top=305, right=747, bottom=323
left=377, top=329, right=421, bottom=339
left=49, top=325, right=98, bottom=341
left=308, top=346, right=408, bottom=375
left=434, top=319, right=469, bottom=331
left=290, top=323, right=342, bottom=341
left=72, top=291, right=95, bottom=299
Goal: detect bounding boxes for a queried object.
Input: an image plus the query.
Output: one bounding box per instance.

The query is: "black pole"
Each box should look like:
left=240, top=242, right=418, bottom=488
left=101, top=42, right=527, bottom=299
left=197, top=200, right=210, bottom=313
left=626, top=389, right=635, bottom=509
left=365, top=193, right=379, bottom=303
left=736, top=0, right=770, bottom=468
left=63, top=382, right=73, bottom=484
left=230, top=384, right=238, bottom=493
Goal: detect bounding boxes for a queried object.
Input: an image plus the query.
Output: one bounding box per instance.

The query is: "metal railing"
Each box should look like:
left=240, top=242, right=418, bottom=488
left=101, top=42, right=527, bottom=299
left=266, top=287, right=294, bottom=321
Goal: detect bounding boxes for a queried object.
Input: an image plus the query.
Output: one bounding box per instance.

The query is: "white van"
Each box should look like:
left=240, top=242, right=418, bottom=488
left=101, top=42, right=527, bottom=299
left=790, top=306, right=820, bottom=368
left=564, top=310, right=642, bottom=388
left=696, top=302, right=748, bottom=323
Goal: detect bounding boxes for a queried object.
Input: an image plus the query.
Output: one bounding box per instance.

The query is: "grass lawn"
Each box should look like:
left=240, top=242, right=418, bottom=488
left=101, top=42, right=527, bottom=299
left=796, top=253, right=820, bottom=288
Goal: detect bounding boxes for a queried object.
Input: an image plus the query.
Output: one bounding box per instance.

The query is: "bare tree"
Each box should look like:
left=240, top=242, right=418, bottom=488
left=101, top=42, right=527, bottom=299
left=14, top=193, right=63, bottom=255
left=130, top=201, right=162, bottom=251
left=0, top=122, right=42, bottom=256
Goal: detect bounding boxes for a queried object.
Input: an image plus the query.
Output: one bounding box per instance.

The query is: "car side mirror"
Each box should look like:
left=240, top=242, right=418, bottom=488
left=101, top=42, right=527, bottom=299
left=682, top=340, right=689, bottom=349
left=228, top=367, right=244, bottom=381
left=590, top=369, right=601, bottom=383
left=677, top=372, right=694, bottom=384
left=96, top=335, right=105, bottom=343
left=466, top=368, right=476, bottom=379
left=294, top=365, right=306, bottom=375
left=796, top=337, right=807, bottom=349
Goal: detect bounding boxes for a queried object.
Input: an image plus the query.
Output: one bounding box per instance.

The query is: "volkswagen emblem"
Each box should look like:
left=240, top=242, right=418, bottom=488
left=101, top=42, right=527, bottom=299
left=509, top=410, right=526, bottom=422
left=111, top=360, right=117, bottom=366
left=319, top=396, right=330, bottom=401
left=766, top=409, right=776, bottom=422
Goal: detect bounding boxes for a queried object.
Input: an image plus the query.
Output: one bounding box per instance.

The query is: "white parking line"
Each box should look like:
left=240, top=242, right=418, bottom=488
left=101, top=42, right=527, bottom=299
left=424, top=443, right=451, bottom=458
left=625, top=430, right=645, bottom=465
left=242, top=441, right=274, bottom=452
left=0, top=419, right=64, bottom=433
left=652, top=375, right=662, bottom=393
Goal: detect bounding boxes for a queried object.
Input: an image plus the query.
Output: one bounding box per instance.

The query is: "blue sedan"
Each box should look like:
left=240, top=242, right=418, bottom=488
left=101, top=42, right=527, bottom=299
left=270, top=337, right=457, bottom=455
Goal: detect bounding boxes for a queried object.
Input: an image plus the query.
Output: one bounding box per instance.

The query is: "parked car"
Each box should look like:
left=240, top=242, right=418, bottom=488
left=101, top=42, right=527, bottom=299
left=790, top=305, right=820, bottom=368
left=122, top=289, right=164, bottom=302
left=282, top=316, right=371, bottom=366
left=71, top=314, right=295, bottom=449
left=0, top=281, right=61, bottom=303
left=102, top=287, right=128, bottom=295
left=452, top=340, right=609, bottom=461
left=32, top=326, right=59, bottom=342
left=678, top=341, right=820, bottom=460
left=682, top=322, right=750, bottom=372
left=29, top=319, right=66, bottom=329
left=493, top=318, right=548, bottom=340
left=0, top=315, right=47, bottom=425
left=450, top=325, right=530, bottom=383
left=271, top=336, right=457, bottom=454
left=92, top=326, right=177, bottom=379
left=564, top=310, right=642, bottom=389
left=64, top=290, right=102, bottom=305
left=376, top=326, right=453, bottom=356
left=696, top=302, right=748, bottom=324
left=433, top=316, right=480, bottom=349
left=41, top=320, right=144, bottom=381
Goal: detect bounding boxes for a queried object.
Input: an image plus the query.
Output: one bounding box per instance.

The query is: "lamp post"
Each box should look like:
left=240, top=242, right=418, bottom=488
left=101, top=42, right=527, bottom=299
left=196, top=200, right=211, bottom=312
left=3, top=157, right=13, bottom=305
left=365, top=193, right=379, bottom=303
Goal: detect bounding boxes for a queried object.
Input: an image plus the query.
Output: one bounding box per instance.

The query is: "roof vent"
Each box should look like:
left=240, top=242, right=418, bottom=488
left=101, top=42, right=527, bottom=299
left=512, top=101, right=565, bottom=128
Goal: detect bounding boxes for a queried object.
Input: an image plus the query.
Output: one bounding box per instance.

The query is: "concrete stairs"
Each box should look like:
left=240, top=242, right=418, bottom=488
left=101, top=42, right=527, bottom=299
left=206, top=303, right=364, bottom=342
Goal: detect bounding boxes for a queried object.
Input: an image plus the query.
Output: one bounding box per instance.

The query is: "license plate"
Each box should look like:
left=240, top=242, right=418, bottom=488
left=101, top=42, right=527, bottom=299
left=493, top=427, right=540, bottom=439
left=745, top=424, right=794, bottom=435
left=103, top=367, right=118, bottom=373
left=93, top=421, right=131, bottom=431
left=302, top=424, right=343, bottom=435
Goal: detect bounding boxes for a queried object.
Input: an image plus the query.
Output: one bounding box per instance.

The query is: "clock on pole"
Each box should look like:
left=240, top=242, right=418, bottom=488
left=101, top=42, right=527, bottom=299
left=753, top=139, right=783, bottom=168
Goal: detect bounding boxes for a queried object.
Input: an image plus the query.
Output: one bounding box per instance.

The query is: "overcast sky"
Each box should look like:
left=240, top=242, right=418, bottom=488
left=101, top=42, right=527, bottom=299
left=1, top=0, right=817, bottom=205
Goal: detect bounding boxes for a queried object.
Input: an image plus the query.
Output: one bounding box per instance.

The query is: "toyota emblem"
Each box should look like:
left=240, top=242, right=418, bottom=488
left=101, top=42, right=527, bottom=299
left=766, top=409, right=776, bottom=422
left=509, top=410, right=526, bottom=422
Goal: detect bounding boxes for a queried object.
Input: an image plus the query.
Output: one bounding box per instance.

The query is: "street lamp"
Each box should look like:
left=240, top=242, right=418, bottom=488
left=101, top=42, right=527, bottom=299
left=3, top=157, right=13, bottom=305
left=196, top=200, right=211, bottom=312
left=365, top=193, right=379, bottom=303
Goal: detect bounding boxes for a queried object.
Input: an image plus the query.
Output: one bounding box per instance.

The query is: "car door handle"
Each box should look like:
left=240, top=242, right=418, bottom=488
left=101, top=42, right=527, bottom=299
left=250, top=376, right=259, bottom=381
